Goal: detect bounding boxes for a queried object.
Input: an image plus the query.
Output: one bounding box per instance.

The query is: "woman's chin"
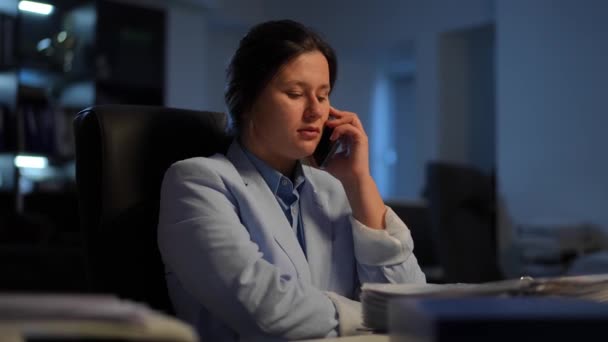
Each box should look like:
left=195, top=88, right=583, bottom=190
left=296, top=144, right=317, bottom=159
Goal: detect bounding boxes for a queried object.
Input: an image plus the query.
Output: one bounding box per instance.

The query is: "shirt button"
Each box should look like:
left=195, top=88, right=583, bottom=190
left=281, top=179, right=289, bottom=186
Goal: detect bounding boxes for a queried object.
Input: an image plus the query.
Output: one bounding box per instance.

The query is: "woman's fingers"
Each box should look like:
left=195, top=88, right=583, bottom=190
left=329, top=120, right=367, bottom=143
left=327, top=106, right=364, bottom=131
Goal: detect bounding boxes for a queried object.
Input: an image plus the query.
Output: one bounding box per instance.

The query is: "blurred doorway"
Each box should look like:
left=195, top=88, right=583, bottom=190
left=439, top=24, right=495, bottom=173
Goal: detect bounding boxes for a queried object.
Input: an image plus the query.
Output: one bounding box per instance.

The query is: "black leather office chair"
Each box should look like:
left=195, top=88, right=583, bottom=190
left=423, top=161, right=502, bottom=283
left=73, top=105, right=231, bottom=313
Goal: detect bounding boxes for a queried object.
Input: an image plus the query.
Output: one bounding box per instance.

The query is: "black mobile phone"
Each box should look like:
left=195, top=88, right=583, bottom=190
left=313, top=126, right=341, bottom=168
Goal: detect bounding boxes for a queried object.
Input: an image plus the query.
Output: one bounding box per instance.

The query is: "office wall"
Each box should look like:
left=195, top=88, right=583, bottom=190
left=0, top=0, right=16, bottom=15
left=164, top=0, right=268, bottom=112
left=496, top=0, right=608, bottom=246
left=165, top=5, right=208, bottom=110
left=203, top=27, right=245, bottom=112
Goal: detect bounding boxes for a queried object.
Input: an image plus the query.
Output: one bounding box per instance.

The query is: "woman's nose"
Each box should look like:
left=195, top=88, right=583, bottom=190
left=304, top=96, right=323, bottom=119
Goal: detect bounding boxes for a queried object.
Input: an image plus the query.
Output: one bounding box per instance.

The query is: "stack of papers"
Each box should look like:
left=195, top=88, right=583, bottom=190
left=361, top=274, right=608, bottom=331
left=0, top=293, right=197, bottom=342
left=527, top=274, right=608, bottom=302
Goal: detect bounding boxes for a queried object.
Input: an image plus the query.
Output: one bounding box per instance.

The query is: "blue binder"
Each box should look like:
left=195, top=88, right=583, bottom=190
left=389, top=296, right=608, bottom=342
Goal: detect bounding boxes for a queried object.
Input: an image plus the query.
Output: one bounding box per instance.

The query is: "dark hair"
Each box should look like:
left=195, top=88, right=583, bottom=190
left=225, top=20, right=337, bottom=135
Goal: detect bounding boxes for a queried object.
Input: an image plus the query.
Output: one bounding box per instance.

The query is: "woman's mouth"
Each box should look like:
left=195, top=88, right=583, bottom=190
left=298, top=127, right=320, bottom=140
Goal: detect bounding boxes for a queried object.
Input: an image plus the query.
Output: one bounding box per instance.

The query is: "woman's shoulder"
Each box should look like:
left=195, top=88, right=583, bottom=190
left=165, top=153, right=235, bottom=180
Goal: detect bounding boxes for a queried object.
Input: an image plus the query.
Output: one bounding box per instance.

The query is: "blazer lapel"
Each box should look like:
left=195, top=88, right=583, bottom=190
left=226, top=142, right=311, bottom=283
left=300, top=166, right=334, bottom=290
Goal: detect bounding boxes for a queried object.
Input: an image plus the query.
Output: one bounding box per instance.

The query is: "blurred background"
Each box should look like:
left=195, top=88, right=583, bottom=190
left=0, top=0, right=607, bottom=292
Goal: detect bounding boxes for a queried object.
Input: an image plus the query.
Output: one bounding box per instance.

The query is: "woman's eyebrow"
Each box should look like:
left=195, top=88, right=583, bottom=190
left=282, top=80, right=331, bottom=91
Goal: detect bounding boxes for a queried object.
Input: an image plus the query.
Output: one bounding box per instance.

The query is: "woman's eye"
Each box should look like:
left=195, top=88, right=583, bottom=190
left=287, top=92, right=303, bottom=98
left=317, top=96, right=328, bottom=102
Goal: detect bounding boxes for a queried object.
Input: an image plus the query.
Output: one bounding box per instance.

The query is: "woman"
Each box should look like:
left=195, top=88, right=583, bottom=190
left=158, top=20, right=426, bottom=341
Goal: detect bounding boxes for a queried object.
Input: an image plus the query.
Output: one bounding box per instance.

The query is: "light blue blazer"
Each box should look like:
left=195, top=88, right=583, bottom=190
left=158, top=141, right=425, bottom=341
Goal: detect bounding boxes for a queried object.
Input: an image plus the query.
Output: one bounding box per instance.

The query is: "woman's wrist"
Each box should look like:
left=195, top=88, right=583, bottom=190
left=343, top=174, right=386, bottom=230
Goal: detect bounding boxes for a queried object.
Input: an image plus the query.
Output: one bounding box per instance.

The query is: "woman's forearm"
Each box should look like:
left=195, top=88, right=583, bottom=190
left=343, top=174, right=386, bottom=230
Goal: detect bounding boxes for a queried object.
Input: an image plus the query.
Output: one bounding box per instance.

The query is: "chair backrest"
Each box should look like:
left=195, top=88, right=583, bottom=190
left=73, top=105, right=231, bottom=313
left=386, top=200, right=438, bottom=269
left=423, top=161, right=501, bottom=283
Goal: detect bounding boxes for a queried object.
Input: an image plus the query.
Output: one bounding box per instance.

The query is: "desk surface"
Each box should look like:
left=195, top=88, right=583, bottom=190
left=300, top=335, right=389, bottom=342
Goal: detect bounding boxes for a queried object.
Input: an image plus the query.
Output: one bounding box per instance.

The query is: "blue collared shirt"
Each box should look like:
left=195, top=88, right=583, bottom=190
left=242, top=148, right=307, bottom=257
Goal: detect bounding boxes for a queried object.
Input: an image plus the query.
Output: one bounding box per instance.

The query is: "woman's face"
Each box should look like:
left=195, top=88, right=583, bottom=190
left=243, top=50, right=331, bottom=173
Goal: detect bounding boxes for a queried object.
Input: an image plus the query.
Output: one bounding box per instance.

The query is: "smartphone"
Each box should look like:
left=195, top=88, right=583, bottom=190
left=312, top=126, right=341, bottom=168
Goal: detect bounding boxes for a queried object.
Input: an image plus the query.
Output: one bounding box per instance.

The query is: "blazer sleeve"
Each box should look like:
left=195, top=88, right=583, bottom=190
left=157, top=159, right=339, bottom=340
left=351, top=207, right=427, bottom=284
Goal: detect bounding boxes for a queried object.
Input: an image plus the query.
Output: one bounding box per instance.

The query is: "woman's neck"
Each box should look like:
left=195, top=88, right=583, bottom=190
left=239, top=136, right=297, bottom=178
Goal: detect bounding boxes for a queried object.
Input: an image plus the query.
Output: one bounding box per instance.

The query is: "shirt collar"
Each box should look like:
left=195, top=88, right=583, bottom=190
left=241, top=145, right=307, bottom=195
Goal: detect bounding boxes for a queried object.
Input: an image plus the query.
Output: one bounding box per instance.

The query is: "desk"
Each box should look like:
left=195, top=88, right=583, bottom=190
left=300, top=335, right=389, bottom=342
